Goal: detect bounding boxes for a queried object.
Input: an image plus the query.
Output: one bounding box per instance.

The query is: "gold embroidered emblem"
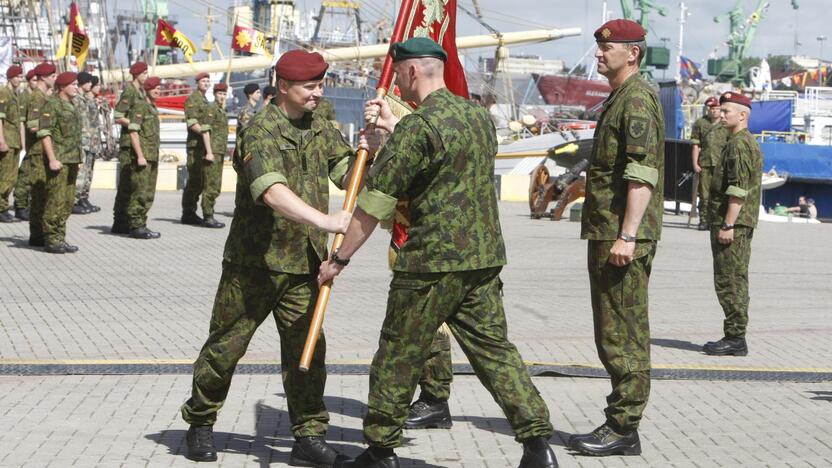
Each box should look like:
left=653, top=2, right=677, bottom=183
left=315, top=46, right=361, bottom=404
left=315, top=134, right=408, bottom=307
left=602, top=28, right=612, bottom=39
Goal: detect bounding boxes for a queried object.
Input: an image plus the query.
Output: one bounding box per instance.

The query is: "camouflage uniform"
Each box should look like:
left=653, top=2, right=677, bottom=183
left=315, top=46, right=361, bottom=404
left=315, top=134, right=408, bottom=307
left=708, top=128, right=763, bottom=339
left=36, top=97, right=82, bottom=248
left=125, top=96, right=160, bottom=230
left=73, top=92, right=102, bottom=203
left=314, top=97, right=337, bottom=126
left=181, top=104, right=355, bottom=436
left=0, top=83, right=22, bottom=212
left=112, top=83, right=146, bottom=227
left=355, top=88, right=553, bottom=447
left=580, top=73, right=664, bottom=432
left=236, top=100, right=257, bottom=135
left=13, top=88, right=30, bottom=211
left=200, top=101, right=227, bottom=218
left=181, top=90, right=211, bottom=217
left=26, top=89, right=52, bottom=242
left=690, top=116, right=729, bottom=221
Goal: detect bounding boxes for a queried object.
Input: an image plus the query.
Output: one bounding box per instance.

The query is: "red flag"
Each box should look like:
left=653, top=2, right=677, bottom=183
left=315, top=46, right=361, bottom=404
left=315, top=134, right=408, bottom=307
left=155, top=19, right=174, bottom=47
left=68, top=2, right=86, bottom=35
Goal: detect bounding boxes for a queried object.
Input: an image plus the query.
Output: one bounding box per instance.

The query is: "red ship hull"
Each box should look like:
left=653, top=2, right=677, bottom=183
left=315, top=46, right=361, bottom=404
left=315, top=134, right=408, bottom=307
left=534, top=74, right=611, bottom=110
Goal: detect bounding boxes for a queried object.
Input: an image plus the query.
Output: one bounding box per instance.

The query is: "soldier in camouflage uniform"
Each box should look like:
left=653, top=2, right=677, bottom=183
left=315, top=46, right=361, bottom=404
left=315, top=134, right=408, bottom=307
left=237, top=83, right=260, bottom=132
left=569, top=20, right=664, bottom=457
left=13, top=69, right=38, bottom=220
left=180, top=72, right=223, bottom=227
left=180, top=50, right=358, bottom=466
left=71, top=72, right=102, bottom=215
left=124, top=76, right=163, bottom=240
left=194, top=82, right=229, bottom=228
left=690, top=97, right=729, bottom=230
left=318, top=38, right=557, bottom=468
left=36, top=72, right=83, bottom=254
left=26, top=62, right=58, bottom=247
left=702, top=92, right=763, bottom=357
left=112, top=62, right=148, bottom=234
left=0, top=65, right=24, bottom=222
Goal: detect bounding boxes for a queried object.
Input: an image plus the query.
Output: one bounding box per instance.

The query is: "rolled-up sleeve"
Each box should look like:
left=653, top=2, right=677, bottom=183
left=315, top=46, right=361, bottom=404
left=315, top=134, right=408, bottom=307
left=725, top=145, right=753, bottom=200
left=356, top=187, right=397, bottom=221
left=623, top=162, right=659, bottom=187
left=241, top=131, right=287, bottom=203
left=621, top=96, right=660, bottom=188
left=326, top=127, right=356, bottom=189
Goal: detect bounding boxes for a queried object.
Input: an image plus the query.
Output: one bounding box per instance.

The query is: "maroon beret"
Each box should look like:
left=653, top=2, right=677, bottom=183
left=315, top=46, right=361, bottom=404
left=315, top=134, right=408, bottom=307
left=594, top=19, right=646, bottom=43
left=143, top=76, right=161, bottom=90
left=275, top=50, right=328, bottom=81
left=55, top=72, right=77, bottom=87
left=195, top=72, right=210, bottom=82
left=213, top=83, right=228, bottom=92
left=33, top=62, right=57, bottom=77
left=6, top=65, right=23, bottom=79
left=129, top=62, right=148, bottom=76
left=719, top=91, right=752, bottom=109
left=704, top=97, right=720, bottom=107
left=26, top=69, right=36, bottom=81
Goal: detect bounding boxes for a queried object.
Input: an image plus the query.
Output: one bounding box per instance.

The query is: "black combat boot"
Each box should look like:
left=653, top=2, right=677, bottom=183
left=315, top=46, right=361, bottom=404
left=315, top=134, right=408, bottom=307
left=28, top=237, right=44, bottom=247
left=72, top=202, right=91, bottom=214
left=181, top=212, right=204, bottom=225
left=703, top=336, right=747, bottom=356
left=289, top=435, right=349, bottom=467
left=404, top=398, right=452, bottom=429
left=201, top=216, right=225, bottom=228
left=146, top=227, right=161, bottom=239
left=0, top=211, right=14, bottom=223
left=185, top=425, right=217, bottom=462
left=44, top=243, right=67, bottom=254
left=81, top=199, right=101, bottom=212
left=518, top=437, right=558, bottom=468
left=61, top=242, right=79, bottom=253
left=111, top=223, right=130, bottom=234
left=335, top=446, right=399, bottom=468
left=568, top=424, right=641, bottom=456
left=14, top=208, right=29, bottom=221
left=129, top=226, right=156, bottom=239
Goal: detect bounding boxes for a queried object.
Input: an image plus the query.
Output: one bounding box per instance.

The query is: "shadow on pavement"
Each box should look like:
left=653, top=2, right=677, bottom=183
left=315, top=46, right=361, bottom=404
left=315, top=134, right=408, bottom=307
left=83, top=225, right=122, bottom=236
left=807, top=390, right=832, bottom=402
left=0, top=236, right=40, bottom=250
left=651, top=338, right=703, bottom=352
left=450, top=415, right=569, bottom=448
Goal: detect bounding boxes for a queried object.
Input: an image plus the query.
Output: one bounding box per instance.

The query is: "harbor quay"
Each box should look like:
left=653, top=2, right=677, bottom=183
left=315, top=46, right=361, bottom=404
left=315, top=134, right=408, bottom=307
left=0, top=190, right=831, bottom=467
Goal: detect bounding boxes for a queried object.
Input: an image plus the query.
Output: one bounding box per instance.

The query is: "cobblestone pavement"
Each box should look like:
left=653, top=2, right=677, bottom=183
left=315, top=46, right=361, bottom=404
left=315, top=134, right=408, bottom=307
left=1, top=190, right=831, bottom=467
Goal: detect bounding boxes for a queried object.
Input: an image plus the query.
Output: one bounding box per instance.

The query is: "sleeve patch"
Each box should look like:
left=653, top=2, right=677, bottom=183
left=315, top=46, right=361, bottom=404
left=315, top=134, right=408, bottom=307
left=628, top=118, right=647, bottom=140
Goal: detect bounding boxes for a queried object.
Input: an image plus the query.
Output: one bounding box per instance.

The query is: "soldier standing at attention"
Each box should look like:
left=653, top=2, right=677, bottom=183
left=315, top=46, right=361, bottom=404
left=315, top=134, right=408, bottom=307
left=0, top=65, right=25, bottom=223
left=112, top=62, right=148, bottom=234
left=124, top=76, right=163, bottom=240
left=197, top=82, right=229, bottom=229
left=318, top=37, right=557, bottom=468
left=13, top=69, right=37, bottom=221
left=237, top=83, right=260, bottom=131
left=568, top=20, right=664, bottom=457
left=26, top=62, right=57, bottom=248
left=180, top=50, right=359, bottom=466
left=71, top=72, right=102, bottom=215
left=180, top=72, right=217, bottom=227
left=702, top=92, right=763, bottom=357
left=690, top=96, right=729, bottom=230
left=37, top=72, right=83, bottom=254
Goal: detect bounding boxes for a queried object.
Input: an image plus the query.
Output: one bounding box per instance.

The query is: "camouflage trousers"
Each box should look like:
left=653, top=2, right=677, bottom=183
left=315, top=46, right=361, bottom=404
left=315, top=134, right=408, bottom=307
left=0, top=147, right=20, bottom=212
left=35, top=162, right=78, bottom=247
left=181, top=148, right=222, bottom=217
left=181, top=263, right=329, bottom=437
left=28, top=154, right=47, bottom=241
left=364, top=267, right=552, bottom=448
left=587, top=240, right=655, bottom=432
left=112, top=147, right=132, bottom=226
left=710, top=226, right=753, bottom=338
left=697, top=166, right=713, bottom=222
left=417, top=323, right=453, bottom=402
left=74, top=149, right=98, bottom=203
left=14, top=152, right=30, bottom=210
left=126, top=161, right=158, bottom=230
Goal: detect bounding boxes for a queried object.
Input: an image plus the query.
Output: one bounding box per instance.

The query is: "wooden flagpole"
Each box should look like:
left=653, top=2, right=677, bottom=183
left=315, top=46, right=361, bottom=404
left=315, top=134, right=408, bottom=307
left=299, top=0, right=415, bottom=372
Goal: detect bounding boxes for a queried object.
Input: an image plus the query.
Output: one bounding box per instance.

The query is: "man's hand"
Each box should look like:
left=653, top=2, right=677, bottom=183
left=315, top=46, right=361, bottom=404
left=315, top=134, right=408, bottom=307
left=318, top=259, right=345, bottom=286
left=364, top=98, right=398, bottom=133
left=137, top=156, right=147, bottom=168
left=360, top=128, right=385, bottom=156
left=718, top=228, right=734, bottom=245
left=0, top=141, right=8, bottom=153
left=48, top=159, right=63, bottom=172
left=323, top=210, right=352, bottom=234
left=205, top=152, right=215, bottom=163
left=608, top=239, right=636, bottom=267
left=693, top=163, right=702, bottom=174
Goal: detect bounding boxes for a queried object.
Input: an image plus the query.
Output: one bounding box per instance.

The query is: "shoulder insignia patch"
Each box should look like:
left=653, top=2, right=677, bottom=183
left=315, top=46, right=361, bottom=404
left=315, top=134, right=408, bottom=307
left=629, top=119, right=647, bottom=139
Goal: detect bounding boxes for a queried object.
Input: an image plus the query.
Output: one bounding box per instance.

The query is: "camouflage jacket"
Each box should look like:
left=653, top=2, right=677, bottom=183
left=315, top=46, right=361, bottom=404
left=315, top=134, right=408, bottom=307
left=236, top=101, right=257, bottom=137
left=184, top=90, right=210, bottom=150
left=74, top=92, right=102, bottom=152
left=0, top=84, right=22, bottom=149
left=314, top=98, right=337, bottom=124
left=709, top=128, right=763, bottom=228
left=581, top=73, right=665, bottom=241
left=690, top=116, right=729, bottom=167
left=38, top=97, right=82, bottom=164
left=114, top=83, right=146, bottom=148
left=357, top=88, right=507, bottom=273
left=208, top=101, right=228, bottom=157
left=25, top=89, right=51, bottom=157
left=223, top=104, right=354, bottom=274
left=127, top=97, right=160, bottom=162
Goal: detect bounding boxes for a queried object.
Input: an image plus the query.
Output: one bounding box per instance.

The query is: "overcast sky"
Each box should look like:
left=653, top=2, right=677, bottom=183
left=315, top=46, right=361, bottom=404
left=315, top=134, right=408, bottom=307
left=158, top=0, right=824, bottom=71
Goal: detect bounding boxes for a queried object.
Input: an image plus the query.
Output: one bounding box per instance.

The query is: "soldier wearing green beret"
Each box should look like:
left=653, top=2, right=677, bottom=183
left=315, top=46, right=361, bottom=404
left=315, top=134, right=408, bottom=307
left=702, top=92, right=763, bottom=357
left=690, top=97, right=729, bottom=230
left=124, top=77, right=163, bottom=239
left=26, top=63, right=58, bottom=247
left=318, top=37, right=557, bottom=468
left=569, top=19, right=664, bottom=457
left=112, top=62, right=148, bottom=234
left=0, top=66, right=25, bottom=223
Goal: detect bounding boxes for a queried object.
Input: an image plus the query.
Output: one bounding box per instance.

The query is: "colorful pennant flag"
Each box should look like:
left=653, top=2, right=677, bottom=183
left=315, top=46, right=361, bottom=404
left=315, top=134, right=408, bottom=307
left=155, top=19, right=197, bottom=63
left=679, top=56, right=702, bottom=81
left=55, top=2, right=90, bottom=68
left=231, top=24, right=271, bottom=57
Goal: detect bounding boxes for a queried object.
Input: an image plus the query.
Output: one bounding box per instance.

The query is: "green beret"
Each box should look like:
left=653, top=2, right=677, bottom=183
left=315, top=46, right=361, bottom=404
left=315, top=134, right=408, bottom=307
left=391, top=37, right=447, bottom=62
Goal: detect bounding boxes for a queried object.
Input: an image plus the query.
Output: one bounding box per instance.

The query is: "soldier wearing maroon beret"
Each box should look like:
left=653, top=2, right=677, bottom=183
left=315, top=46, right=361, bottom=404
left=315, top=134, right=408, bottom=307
left=702, top=91, right=762, bottom=357
left=24, top=63, right=58, bottom=243
left=181, top=49, right=359, bottom=465
left=691, top=96, right=730, bottom=229
left=12, top=68, right=42, bottom=220
left=570, top=18, right=665, bottom=457
left=0, top=65, right=26, bottom=222
left=111, top=62, right=150, bottom=234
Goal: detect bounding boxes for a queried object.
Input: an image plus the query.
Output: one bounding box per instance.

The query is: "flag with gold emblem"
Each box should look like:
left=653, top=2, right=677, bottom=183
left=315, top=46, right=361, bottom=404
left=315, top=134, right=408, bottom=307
left=231, top=24, right=271, bottom=57
left=55, top=2, right=90, bottom=68
left=155, top=19, right=197, bottom=63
